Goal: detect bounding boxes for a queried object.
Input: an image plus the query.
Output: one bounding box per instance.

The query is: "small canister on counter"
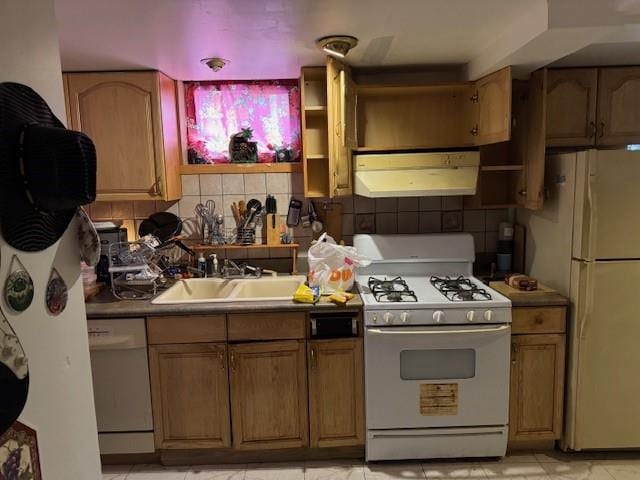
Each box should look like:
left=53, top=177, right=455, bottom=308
left=496, top=222, right=514, bottom=272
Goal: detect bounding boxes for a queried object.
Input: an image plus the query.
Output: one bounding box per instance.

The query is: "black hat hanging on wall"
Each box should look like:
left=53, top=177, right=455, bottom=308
left=0, top=305, right=29, bottom=435
left=4, top=255, right=34, bottom=313
left=0, top=82, right=97, bottom=252
left=45, top=268, right=68, bottom=315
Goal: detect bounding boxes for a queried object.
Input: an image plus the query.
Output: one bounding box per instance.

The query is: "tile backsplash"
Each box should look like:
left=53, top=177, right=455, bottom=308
left=88, top=172, right=510, bottom=263
left=337, top=195, right=510, bottom=256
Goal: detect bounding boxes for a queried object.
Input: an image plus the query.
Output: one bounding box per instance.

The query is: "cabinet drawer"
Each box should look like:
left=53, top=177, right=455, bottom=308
left=147, top=315, right=226, bottom=344
left=512, top=307, right=566, bottom=334
left=228, top=312, right=306, bottom=341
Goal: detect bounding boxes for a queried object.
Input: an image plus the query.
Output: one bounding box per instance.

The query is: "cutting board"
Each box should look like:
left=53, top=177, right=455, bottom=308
left=317, top=201, right=344, bottom=242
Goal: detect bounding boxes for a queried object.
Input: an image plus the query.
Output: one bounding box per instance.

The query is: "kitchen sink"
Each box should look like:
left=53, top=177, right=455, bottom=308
left=152, top=275, right=307, bottom=304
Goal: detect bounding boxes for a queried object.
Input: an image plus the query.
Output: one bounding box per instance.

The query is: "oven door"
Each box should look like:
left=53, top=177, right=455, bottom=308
left=365, top=324, right=510, bottom=429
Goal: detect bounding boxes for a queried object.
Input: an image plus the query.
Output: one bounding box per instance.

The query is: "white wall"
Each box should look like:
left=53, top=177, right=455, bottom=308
left=0, top=1, right=102, bottom=479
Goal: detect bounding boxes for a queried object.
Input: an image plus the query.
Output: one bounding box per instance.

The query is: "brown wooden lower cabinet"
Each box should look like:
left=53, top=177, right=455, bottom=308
left=229, top=340, right=308, bottom=450
left=148, top=343, right=231, bottom=449
left=308, top=338, right=364, bottom=448
left=509, top=310, right=566, bottom=442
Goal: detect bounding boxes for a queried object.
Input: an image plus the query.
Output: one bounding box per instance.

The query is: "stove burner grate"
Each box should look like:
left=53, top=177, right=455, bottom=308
left=430, top=275, right=492, bottom=302
left=368, top=276, right=418, bottom=303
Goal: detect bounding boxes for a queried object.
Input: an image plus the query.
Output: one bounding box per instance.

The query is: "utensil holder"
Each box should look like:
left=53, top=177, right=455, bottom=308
left=235, top=227, right=256, bottom=245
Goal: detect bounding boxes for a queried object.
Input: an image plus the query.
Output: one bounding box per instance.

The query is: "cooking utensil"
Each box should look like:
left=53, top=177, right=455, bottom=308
left=243, top=199, right=263, bottom=228
left=286, top=198, right=303, bottom=227
left=238, top=200, right=246, bottom=218
left=309, top=201, right=324, bottom=233
left=138, top=212, right=193, bottom=255
left=231, top=202, right=241, bottom=226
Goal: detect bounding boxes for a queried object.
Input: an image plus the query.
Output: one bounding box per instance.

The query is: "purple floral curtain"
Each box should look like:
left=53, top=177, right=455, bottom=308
left=185, top=80, right=301, bottom=164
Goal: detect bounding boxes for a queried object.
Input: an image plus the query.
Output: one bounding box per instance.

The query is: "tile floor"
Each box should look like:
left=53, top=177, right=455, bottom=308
left=102, top=452, right=640, bottom=480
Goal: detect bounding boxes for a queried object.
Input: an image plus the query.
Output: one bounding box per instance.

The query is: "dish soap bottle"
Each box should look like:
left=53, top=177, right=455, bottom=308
left=210, top=253, right=218, bottom=276
left=197, top=252, right=207, bottom=277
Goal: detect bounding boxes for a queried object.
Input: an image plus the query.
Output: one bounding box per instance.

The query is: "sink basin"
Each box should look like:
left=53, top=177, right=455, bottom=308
left=152, top=276, right=307, bottom=304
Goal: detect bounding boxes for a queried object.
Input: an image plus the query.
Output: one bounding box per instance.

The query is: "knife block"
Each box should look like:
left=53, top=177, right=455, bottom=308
left=266, top=214, right=281, bottom=246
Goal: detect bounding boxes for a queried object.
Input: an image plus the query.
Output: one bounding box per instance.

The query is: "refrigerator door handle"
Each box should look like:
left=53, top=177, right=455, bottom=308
left=578, top=262, right=596, bottom=341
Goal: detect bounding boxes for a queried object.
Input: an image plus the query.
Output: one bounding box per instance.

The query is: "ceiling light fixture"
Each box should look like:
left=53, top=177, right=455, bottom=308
left=316, top=35, right=359, bottom=58
left=201, top=57, right=229, bottom=72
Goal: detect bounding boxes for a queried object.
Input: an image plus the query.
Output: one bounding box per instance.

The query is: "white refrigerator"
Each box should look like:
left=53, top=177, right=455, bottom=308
left=519, top=148, right=640, bottom=450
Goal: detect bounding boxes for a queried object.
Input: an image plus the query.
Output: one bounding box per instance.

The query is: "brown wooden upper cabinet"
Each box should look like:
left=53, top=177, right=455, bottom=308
left=64, top=71, right=182, bottom=201
left=475, top=66, right=512, bottom=145
left=301, top=58, right=355, bottom=198
left=546, top=68, right=598, bottom=147
left=355, top=66, right=512, bottom=151
left=148, top=343, right=231, bottom=449
left=466, top=69, right=545, bottom=211
left=597, top=67, right=640, bottom=146
left=308, top=338, right=364, bottom=448
left=546, top=66, right=640, bottom=147
left=228, top=340, right=308, bottom=450
left=301, top=62, right=511, bottom=198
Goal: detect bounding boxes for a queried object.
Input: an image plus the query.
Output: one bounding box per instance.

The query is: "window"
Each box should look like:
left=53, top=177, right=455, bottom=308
left=185, top=80, right=301, bottom=164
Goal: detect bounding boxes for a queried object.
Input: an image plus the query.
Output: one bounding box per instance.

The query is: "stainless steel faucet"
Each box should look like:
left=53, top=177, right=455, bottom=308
left=221, top=259, right=262, bottom=279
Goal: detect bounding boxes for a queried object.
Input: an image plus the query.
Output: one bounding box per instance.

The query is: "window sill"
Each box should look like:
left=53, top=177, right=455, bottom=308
left=179, top=163, right=303, bottom=174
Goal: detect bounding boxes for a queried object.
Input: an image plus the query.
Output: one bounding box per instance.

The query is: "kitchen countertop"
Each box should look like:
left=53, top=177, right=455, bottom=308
left=490, top=281, right=569, bottom=307
left=85, top=287, right=363, bottom=319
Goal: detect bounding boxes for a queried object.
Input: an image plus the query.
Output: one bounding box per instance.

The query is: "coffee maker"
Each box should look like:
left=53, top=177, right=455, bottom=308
left=95, top=226, right=127, bottom=284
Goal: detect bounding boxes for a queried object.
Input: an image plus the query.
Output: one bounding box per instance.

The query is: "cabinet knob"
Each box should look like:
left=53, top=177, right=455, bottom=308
left=310, top=348, right=317, bottom=368
left=598, top=122, right=605, bottom=138
left=518, top=189, right=527, bottom=197
left=589, top=121, right=597, bottom=139
left=470, top=125, right=479, bottom=136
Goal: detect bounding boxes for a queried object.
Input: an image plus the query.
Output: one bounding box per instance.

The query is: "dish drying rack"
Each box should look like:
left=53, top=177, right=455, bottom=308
left=109, top=240, right=164, bottom=300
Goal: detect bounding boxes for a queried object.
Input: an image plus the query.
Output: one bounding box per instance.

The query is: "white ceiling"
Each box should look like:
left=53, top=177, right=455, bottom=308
left=552, top=41, right=640, bottom=67
left=54, top=0, right=640, bottom=81
left=54, top=0, right=540, bottom=80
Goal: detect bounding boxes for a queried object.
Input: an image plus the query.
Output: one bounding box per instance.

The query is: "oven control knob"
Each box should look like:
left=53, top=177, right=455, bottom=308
left=383, top=312, right=393, bottom=324
left=484, top=310, right=493, bottom=322
left=467, top=311, right=475, bottom=322
left=433, top=310, right=445, bottom=323
left=372, top=314, right=378, bottom=324
left=401, top=312, right=409, bottom=323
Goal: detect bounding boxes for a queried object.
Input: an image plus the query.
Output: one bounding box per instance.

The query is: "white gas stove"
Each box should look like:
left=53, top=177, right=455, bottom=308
left=354, top=234, right=512, bottom=462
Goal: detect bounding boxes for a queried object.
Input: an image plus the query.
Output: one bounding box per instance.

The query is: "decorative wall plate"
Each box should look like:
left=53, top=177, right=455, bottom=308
left=4, top=256, right=33, bottom=313
left=76, top=207, right=100, bottom=267
left=0, top=421, right=41, bottom=480
left=45, top=268, right=67, bottom=316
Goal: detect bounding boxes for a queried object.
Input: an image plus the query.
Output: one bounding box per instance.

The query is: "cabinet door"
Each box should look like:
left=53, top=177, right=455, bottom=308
left=474, top=66, right=512, bottom=145
left=597, top=67, right=640, bottom=146
left=546, top=68, right=598, bottom=147
left=327, top=57, right=355, bottom=197
left=308, top=339, right=364, bottom=448
left=229, top=340, right=308, bottom=450
left=148, top=343, right=231, bottom=449
left=509, top=334, right=565, bottom=441
left=66, top=72, right=169, bottom=201
left=521, top=69, right=547, bottom=210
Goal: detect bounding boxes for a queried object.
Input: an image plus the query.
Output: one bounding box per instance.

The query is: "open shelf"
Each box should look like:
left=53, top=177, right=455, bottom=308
left=191, top=243, right=298, bottom=251
left=179, top=163, right=302, bottom=174
left=356, top=83, right=476, bottom=150
left=481, top=165, right=524, bottom=171
left=304, top=156, right=330, bottom=198
left=304, top=106, right=328, bottom=115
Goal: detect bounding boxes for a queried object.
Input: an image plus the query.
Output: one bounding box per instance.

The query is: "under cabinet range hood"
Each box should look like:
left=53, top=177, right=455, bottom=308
left=353, top=151, right=480, bottom=198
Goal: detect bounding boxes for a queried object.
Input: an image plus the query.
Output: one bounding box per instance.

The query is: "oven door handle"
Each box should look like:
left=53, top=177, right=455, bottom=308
left=367, top=325, right=510, bottom=335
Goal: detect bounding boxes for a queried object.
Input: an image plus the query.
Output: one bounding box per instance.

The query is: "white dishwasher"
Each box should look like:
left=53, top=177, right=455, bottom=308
left=88, top=318, right=154, bottom=454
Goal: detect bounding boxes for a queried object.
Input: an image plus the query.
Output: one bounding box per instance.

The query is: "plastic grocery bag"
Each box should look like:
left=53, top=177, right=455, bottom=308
left=307, top=233, right=371, bottom=294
